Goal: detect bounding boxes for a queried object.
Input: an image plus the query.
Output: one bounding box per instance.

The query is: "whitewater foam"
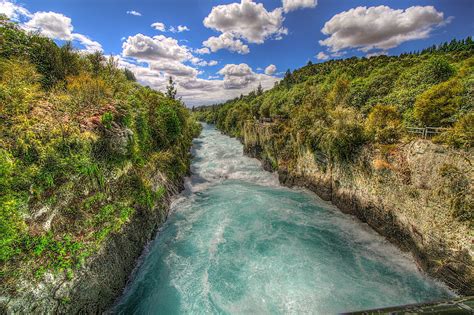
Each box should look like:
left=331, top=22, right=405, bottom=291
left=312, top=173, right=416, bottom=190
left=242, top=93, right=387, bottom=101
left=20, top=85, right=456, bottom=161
left=113, top=124, right=454, bottom=314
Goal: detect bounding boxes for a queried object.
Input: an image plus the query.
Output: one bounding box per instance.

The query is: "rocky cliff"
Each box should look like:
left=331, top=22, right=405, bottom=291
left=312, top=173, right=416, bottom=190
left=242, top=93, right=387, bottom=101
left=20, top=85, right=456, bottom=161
left=242, top=121, right=473, bottom=295
left=0, top=118, right=199, bottom=314
left=1, top=162, right=187, bottom=314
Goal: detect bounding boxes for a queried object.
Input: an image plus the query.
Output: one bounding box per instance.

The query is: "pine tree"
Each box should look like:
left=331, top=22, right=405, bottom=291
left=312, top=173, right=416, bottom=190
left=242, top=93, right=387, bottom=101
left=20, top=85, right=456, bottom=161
left=166, top=76, right=177, bottom=99
left=256, top=83, right=263, bottom=96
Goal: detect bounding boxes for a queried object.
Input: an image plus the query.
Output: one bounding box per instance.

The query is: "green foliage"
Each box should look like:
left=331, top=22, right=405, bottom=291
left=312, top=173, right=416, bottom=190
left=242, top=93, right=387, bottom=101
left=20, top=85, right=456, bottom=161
left=0, top=17, right=201, bottom=282
left=194, top=36, right=473, bottom=170
left=365, top=105, right=401, bottom=144
left=414, top=78, right=463, bottom=127
left=101, top=112, right=113, bottom=129
left=166, top=76, right=177, bottom=100
left=437, top=112, right=474, bottom=149
left=319, top=107, right=366, bottom=162
left=0, top=58, right=42, bottom=117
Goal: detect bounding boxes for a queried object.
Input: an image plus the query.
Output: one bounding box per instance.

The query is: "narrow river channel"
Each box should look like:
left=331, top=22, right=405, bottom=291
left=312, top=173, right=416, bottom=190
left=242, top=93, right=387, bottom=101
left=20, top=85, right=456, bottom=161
left=113, top=124, right=453, bottom=314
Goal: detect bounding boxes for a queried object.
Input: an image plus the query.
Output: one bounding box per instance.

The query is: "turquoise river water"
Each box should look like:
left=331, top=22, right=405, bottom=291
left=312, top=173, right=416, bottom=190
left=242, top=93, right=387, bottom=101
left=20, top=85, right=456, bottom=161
left=113, top=124, right=453, bottom=314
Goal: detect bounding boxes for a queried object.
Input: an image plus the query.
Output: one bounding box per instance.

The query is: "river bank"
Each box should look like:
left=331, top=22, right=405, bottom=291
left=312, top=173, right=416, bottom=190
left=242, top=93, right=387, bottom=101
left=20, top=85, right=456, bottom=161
left=239, top=120, right=473, bottom=295
left=112, top=124, right=453, bottom=314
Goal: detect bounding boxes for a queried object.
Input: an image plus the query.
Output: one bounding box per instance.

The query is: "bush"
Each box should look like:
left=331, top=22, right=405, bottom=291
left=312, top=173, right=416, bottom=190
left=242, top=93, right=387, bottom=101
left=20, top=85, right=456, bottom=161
left=365, top=105, right=401, bottom=143
left=320, top=106, right=366, bottom=161
left=66, top=73, right=112, bottom=113
left=0, top=58, right=42, bottom=117
left=437, top=112, right=474, bottom=148
left=414, top=78, right=463, bottom=127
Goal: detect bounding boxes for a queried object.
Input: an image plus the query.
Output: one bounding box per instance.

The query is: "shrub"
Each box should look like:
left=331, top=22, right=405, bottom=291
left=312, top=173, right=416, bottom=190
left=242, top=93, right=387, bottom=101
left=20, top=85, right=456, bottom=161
left=414, top=78, right=463, bottom=127
left=320, top=106, right=366, bottom=162
left=66, top=73, right=112, bottom=113
left=437, top=112, right=474, bottom=148
left=0, top=58, right=42, bottom=117
left=365, top=105, right=401, bottom=143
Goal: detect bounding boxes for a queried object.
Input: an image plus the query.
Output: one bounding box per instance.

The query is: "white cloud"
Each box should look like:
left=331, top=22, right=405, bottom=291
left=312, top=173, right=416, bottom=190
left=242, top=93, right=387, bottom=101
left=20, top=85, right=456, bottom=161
left=319, top=5, right=446, bottom=52
left=177, top=25, right=190, bottom=32
left=264, top=64, right=276, bottom=75
left=282, top=0, right=317, bottom=13
left=190, top=57, right=218, bottom=67
left=218, top=63, right=257, bottom=89
left=150, top=60, right=198, bottom=77
left=194, top=47, right=211, bottom=55
left=0, top=0, right=31, bottom=20
left=170, top=25, right=190, bottom=33
left=316, top=51, right=328, bottom=60
left=24, top=10, right=102, bottom=52
left=203, top=32, right=250, bottom=54
left=366, top=51, right=388, bottom=58
left=71, top=33, right=103, bottom=52
left=25, top=11, right=73, bottom=40
left=126, top=10, right=142, bottom=16
left=151, top=22, right=166, bottom=32
left=203, top=0, right=287, bottom=44
left=122, top=34, right=191, bottom=62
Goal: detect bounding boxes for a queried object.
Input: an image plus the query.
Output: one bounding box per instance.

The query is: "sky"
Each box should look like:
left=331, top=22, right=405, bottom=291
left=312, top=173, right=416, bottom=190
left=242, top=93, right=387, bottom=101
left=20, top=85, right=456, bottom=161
left=1, top=0, right=473, bottom=107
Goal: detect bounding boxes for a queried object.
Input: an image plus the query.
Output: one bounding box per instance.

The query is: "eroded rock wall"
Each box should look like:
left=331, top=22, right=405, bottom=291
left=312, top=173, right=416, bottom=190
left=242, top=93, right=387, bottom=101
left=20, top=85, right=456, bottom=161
left=242, top=121, right=473, bottom=295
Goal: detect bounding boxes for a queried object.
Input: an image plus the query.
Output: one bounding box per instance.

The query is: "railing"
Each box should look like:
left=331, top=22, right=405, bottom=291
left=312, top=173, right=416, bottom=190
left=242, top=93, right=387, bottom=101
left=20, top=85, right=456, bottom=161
left=406, top=126, right=450, bottom=139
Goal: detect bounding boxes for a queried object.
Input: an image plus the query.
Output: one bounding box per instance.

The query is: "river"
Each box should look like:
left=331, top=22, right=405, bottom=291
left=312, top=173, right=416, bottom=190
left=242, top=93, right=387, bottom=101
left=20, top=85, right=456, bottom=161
left=112, top=123, right=453, bottom=314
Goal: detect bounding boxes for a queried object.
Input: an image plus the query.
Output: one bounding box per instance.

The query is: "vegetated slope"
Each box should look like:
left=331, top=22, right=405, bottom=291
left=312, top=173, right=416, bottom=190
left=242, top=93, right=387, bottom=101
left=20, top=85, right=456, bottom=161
left=0, top=16, right=200, bottom=311
left=195, top=39, right=473, bottom=294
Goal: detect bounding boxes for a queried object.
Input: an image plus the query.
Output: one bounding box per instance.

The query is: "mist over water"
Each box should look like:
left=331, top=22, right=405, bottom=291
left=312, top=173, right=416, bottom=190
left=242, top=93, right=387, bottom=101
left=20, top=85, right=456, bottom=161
left=113, top=124, right=453, bottom=314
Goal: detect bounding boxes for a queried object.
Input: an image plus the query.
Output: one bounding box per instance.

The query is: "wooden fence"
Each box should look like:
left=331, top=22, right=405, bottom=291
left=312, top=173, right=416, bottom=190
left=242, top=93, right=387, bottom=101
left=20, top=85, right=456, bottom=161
left=406, top=126, right=450, bottom=139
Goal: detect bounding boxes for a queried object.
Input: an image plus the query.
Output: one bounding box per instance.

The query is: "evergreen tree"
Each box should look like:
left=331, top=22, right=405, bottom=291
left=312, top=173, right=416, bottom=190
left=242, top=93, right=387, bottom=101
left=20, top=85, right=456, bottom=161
left=166, top=76, right=177, bottom=99
left=256, top=83, right=263, bottom=96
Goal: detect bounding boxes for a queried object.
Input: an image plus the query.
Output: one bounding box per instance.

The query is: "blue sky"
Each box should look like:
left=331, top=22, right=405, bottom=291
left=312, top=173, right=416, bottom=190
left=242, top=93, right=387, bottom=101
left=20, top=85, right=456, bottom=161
left=1, top=0, right=473, bottom=106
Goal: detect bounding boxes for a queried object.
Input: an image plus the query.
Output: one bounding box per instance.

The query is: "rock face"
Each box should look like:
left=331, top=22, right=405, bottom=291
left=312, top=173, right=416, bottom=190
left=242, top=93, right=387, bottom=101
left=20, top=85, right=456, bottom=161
left=1, top=168, right=185, bottom=314
left=242, top=121, right=473, bottom=295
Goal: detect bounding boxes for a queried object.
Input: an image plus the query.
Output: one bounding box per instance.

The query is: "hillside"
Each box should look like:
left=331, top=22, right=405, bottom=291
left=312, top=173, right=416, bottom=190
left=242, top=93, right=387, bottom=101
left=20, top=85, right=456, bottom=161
left=195, top=39, right=474, bottom=294
left=0, top=17, right=200, bottom=312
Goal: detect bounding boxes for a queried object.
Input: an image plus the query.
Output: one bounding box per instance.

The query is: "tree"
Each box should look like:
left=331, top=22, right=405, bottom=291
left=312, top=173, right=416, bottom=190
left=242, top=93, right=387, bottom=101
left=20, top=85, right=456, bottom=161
left=166, top=76, right=177, bottom=100
left=414, top=78, right=463, bottom=127
left=123, top=68, right=136, bottom=81
left=87, top=51, right=105, bottom=77
left=256, top=83, right=263, bottom=96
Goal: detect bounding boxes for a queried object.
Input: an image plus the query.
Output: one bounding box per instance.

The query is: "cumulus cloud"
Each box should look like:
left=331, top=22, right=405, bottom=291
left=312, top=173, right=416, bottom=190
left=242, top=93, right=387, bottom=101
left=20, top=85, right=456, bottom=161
left=151, top=22, right=166, bottom=31
left=0, top=0, right=31, bottom=20
left=264, top=64, right=276, bottom=75
left=194, top=47, right=211, bottom=55
left=218, top=63, right=258, bottom=89
left=149, top=60, right=198, bottom=77
left=319, top=5, right=446, bottom=52
left=71, top=33, right=103, bottom=52
left=203, top=0, right=287, bottom=44
left=122, top=34, right=191, bottom=62
left=282, top=0, right=317, bottom=13
left=203, top=32, right=250, bottom=54
left=23, top=10, right=102, bottom=52
left=316, top=51, right=328, bottom=60
left=25, top=11, right=73, bottom=40
left=126, top=10, right=142, bottom=16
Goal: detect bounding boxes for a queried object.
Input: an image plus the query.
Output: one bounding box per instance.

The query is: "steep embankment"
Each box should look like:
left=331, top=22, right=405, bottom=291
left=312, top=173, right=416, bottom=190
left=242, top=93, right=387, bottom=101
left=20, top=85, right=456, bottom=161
left=241, top=120, right=473, bottom=295
left=0, top=18, right=202, bottom=313
left=2, top=139, right=197, bottom=313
